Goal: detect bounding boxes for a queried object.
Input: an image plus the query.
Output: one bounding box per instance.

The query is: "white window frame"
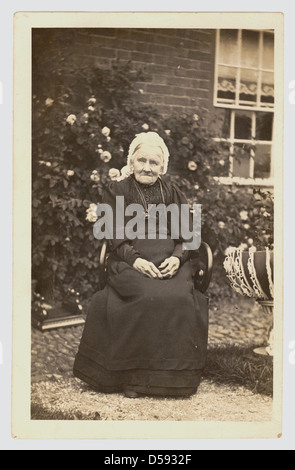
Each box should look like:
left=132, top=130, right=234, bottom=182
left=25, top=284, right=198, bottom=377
left=214, top=29, right=274, bottom=185
left=214, top=29, right=274, bottom=112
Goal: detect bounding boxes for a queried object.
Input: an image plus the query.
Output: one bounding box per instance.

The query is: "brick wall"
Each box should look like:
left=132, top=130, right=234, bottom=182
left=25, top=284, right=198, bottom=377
left=34, top=28, right=216, bottom=117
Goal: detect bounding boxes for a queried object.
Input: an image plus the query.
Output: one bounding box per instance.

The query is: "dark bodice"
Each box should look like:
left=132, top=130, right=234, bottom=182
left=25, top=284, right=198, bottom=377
left=103, top=175, right=192, bottom=267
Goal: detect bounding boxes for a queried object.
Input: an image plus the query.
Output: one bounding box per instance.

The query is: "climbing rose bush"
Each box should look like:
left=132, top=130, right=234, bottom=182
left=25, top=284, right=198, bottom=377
left=32, top=58, right=273, bottom=303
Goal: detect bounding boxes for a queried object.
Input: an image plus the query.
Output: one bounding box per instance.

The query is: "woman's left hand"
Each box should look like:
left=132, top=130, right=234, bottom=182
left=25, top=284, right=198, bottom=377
left=159, top=256, right=181, bottom=279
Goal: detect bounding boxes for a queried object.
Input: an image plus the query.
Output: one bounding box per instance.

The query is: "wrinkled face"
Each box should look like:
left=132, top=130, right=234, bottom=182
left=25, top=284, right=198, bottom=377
left=131, top=144, right=164, bottom=185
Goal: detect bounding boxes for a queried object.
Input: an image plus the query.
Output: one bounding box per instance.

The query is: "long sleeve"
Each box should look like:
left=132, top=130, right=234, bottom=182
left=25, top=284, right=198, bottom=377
left=116, top=241, right=141, bottom=266
left=168, top=181, right=196, bottom=264
left=172, top=243, right=191, bottom=266
left=102, top=180, right=131, bottom=250
left=101, top=180, right=141, bottom=265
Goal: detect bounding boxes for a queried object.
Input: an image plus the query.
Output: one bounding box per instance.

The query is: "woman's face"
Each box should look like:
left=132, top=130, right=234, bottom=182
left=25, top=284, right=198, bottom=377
left=131, top=145, right=164, bottom=185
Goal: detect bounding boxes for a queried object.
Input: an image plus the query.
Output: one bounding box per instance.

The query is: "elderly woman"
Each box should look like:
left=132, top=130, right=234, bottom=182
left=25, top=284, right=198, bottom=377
left=74, top=132, right=208, bottom=398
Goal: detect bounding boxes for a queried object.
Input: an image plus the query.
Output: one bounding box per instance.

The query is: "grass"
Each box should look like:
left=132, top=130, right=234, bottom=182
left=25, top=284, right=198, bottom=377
left=31, top=404, right=100, bottom=421
left=204, top=346, right=273, bottom=397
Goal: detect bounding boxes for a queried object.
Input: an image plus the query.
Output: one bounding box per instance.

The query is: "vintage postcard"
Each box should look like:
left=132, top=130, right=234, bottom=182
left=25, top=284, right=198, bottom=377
left=12, top=11, right=284, bottom=439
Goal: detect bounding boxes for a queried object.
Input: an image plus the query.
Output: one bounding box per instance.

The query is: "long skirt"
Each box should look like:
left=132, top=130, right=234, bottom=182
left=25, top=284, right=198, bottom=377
left=73, top=238, right=209, bottom=397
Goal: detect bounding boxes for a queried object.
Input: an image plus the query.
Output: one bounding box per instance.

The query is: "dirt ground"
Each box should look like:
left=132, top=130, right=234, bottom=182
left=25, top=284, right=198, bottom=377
left=31, top=295, right=274, bottom=423
left=31, top=376, right=273, bottom=422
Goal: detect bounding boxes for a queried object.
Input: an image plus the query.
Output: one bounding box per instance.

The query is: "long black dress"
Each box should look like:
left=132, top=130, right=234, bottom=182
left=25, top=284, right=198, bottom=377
left=73, top=175, right=209, bottom=397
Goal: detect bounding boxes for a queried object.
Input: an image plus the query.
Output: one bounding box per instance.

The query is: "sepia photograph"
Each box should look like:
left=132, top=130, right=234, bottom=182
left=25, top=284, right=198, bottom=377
left=12, top=11, right=283, bottom=439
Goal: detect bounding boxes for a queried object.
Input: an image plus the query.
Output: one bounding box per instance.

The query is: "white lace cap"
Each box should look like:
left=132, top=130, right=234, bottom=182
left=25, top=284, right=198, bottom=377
left=126, top=132, right=170, bottom=176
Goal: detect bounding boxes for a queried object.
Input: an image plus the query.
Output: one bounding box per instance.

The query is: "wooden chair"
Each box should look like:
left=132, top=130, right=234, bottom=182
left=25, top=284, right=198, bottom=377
left=98, top=240, right=213, bottom=293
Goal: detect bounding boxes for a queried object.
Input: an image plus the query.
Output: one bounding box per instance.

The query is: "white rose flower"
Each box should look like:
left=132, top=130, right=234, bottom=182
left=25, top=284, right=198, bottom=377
left=106, top=136, right=111, bottom=142
left=247, top=238, right=254, bottom=246
left=82, top=113, right=89, bottom=123
left=46, top=162, right=52, bottom=167
left=193, top=114, right=199, bottom=121
left=218, top=221, right=225, bottom=229
left=188, top=161, right=198, bottom=171
left=219, top=159, right=225, bottom=166
left=142, top=123, right=149, bottom=131
left=88, top=106, right=95, bottom=112
left=244, top=224, right=250, bottom=230
left=45, top=98, right=54, bottom=107
left=90, top=173, right=100, bottom=183
left=67, top=170, right=75, bottom=177
left=78, top=304, right=83, bottom=311
left=109, top=168, right=121, bottom=181
left=87, top=214, right=98, bottom=223
left=100, top=151, right=112, bottom=163
left=240, top=210, right=248, bottom=221
left=92, top=170, right=98, bottom=175
left=194, top=184, right=200, bottom=191
left=165, top=130, right=171, bottom=136
left=66, top=114, right=77, bottom=126
left=102, top=126, right=111, bottom=137
left=88, top=97, right=97, bottom=105
left=86, top=203, right=99, bottom=223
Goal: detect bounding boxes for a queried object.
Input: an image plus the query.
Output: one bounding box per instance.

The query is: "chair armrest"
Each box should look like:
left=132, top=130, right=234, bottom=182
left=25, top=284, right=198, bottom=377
left=99, top=240, right=108, bottom=289
left=192, top=242, right=213, bottom=293
left=98, top=239, right=213, bottom=293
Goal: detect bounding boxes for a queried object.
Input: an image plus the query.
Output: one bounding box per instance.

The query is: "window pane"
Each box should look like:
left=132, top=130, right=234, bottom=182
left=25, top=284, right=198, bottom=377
left=217, top=65, right=237, bottom=102
left=256, top=112, right=273, bottom=141
left=241, top=30, right=260, bottom=69
left=209, top=108, right=231, bottom=138
left=254, top=144, right=271, bottom=178
left=219, top=29, right=239, bottom=65
left=239, top=68, right=259, bottom=105
left=261, top=71, right=274, bottom=105
left=263, top=32, right=274, bottom=70
left=232, top=143, right=251, bottom=178
left=234, top=110, right=253, bottom=139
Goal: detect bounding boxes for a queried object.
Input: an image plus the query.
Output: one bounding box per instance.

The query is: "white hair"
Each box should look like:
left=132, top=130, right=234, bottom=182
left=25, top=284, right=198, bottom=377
left=126, top=132, right=170, bottom=175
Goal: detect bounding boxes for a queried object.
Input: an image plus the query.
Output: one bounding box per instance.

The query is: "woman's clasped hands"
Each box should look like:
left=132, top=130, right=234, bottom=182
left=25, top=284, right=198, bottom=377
left=133, top=256, right=180, bottom=280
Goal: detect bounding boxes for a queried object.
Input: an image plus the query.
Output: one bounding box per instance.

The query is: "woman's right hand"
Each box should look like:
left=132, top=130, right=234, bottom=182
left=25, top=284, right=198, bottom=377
left=133, top=258, right=163, bottom=279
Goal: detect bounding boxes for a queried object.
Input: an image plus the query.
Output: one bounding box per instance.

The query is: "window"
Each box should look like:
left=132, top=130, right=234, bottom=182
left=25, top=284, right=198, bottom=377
left=215, top=29, right=274, bottom=110
left=214, top=29, right=274, bottom=184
